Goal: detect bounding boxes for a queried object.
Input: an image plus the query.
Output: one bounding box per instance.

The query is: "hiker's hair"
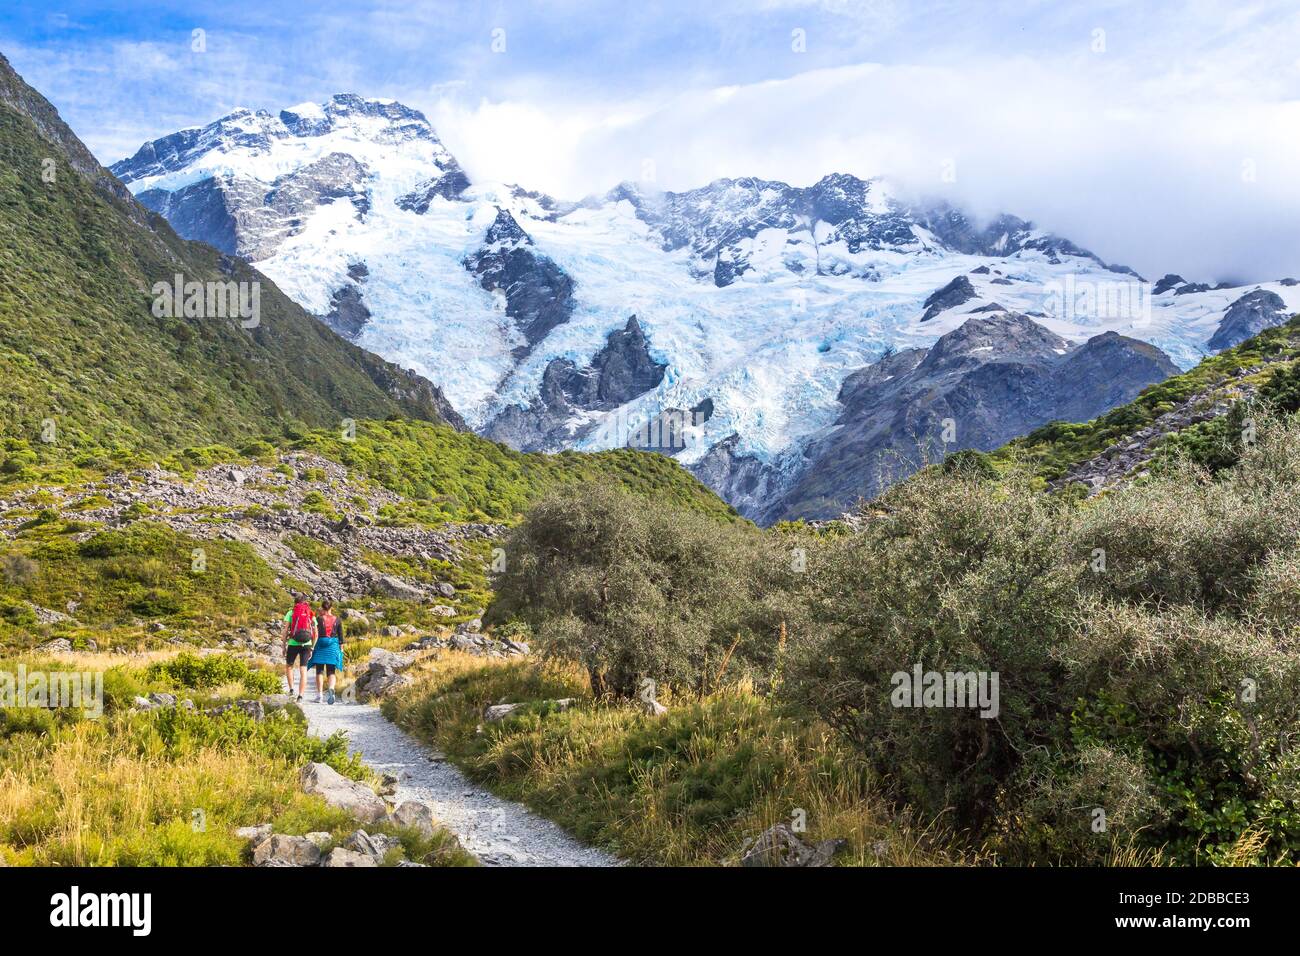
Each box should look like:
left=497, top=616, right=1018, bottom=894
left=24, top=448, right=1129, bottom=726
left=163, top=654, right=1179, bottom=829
left=321, top=597, right=334, bottom=611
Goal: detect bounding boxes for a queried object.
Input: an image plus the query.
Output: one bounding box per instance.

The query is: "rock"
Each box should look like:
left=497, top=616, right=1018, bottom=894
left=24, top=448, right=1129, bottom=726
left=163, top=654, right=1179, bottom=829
left=37, top=638, right=73, bottom=653
left=379, top=773, right=400, bottom=796
left=390, top=800, right=435, bottom=836
left=226, top=467, right=247, bottom=485
left=131, top=695, right=156, bottom=710
left=503, top=639, right=530, bottom=655
left=430, top=604, right=456, bottom=617
left=260, top=694, right=293, bottom=710
left=252, top=834, right=321, bottom=867
left=369, top=647, right=413, bottom=671
left=383, top=625, right=401, bottom=638
left=739, top=823, right=846, bottom=868
left=343, top=828, right=401, bottom=863
left=642, top=699, right=669, bottom=717
left=299, top=762, right=387, bottom=823
left=343, top=609, right=369, bottom=625
left=434, top=582, right=456, bottom=598
left=484, top=703, right=523, bottom=722
left=395, top=860, right=429, bottom=867
left=147, top=692, right=177, bottom=708
left=234, top=824, right=273, bottom=845
left=1208, top=289, right=1290, bottom=351
left=375, top=574, right=424, bottom=602
left=920, top=274, right=976, bottom=322
left=207, top=699, right=266, bottom=721
left=322, top=847, right=376, bottom=868
left=304, top=831, right=333, bottom=848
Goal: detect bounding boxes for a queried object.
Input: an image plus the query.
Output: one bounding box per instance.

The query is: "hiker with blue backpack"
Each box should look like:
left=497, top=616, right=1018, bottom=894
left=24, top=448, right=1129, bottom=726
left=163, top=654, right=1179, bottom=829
left=308, top=598, right=345, bottom=704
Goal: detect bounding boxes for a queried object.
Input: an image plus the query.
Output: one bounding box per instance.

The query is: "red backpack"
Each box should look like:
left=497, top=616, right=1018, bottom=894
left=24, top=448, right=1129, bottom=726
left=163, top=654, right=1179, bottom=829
left=289, top=602, right=314, bottom=643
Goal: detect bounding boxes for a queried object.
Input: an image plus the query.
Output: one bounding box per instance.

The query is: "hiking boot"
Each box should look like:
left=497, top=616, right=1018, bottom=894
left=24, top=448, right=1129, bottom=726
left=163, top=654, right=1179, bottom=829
left=315, top=692, right=323, bottom=703
left=327, top=689, right=336, bottom=705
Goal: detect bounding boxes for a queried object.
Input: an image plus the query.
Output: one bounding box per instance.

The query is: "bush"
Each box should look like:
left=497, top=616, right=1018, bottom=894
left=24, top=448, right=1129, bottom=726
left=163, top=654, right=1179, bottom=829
left=145, top=653, right=279, bottom=695
left=489, top=484, right=795, bottom=698
left=783, top=417, right=1300, bottom=864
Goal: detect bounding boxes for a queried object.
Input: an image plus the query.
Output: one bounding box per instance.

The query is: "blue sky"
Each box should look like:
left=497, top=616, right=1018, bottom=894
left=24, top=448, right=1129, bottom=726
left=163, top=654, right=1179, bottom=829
left=3, top=1, right=1299, bottom=280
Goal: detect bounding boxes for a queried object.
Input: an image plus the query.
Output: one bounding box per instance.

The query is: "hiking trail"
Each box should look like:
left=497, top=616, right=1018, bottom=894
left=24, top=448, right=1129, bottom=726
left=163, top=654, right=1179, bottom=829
left=301, top=696, right=618, bottom=867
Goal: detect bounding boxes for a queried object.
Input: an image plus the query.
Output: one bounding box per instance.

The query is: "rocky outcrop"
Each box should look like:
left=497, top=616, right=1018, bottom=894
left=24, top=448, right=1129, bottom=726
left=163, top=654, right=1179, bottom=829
left=920, top=274, right=977, bottom=321
left=351, top=648, right=416, bottom=702
left=135, top=152, right=371, bottom=260
left=761, top=313, right=1179, bottom=523
left=1208, top=290, right=1290, bottom=351
left=464, top=208, right=575, bottom=355
left=484, top=316, right=667, bottom=450
left=321, top=266, right=371, bottom=340
left=395, top=163, right=471, bottom=211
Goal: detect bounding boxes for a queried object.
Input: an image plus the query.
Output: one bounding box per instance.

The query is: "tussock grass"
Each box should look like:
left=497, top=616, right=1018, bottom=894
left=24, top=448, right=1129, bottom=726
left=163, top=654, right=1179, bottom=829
left=0, top=651, right=474, bottom=866
left=385, top=652, right=968, bottom=866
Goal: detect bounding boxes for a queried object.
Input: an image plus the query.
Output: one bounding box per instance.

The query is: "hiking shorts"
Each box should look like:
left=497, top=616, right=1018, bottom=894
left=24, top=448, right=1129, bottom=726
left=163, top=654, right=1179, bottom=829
left=313, top=663, right=337, bottom=676
left=285, top=643, right=312, bottom=666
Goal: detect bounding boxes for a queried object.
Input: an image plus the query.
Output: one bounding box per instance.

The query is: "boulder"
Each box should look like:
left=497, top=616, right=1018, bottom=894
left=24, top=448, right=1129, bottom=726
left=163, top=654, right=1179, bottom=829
left=375, top=574, right=424, bottom=602
left=252, top=834, right=321, bottom=867
left=37, top=638, right=73, bottom=653
left=430, top=604, right=456, bottom=617
left=484, top=703, right=523, bottom=722
left=300, top=762, right=387, bottom=823
left=739, top=823, right=846, bottom=868
left=343, top=828, right=401, bottom=863
left=390, top=801, right=435, bottom=836
left=322, top=847, right=376, bottom=868
left=147, top=692, right=177, bottom=708
left=304, top=831, right=333, bottom=848
left=434, top=582, right=456, bottom=598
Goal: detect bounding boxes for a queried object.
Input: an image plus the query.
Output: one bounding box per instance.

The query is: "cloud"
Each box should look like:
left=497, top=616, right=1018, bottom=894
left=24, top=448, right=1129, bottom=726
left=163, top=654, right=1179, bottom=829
left=417, top=48, right=1300, bottom=282
left=2, top=0, right=1296, bottom=281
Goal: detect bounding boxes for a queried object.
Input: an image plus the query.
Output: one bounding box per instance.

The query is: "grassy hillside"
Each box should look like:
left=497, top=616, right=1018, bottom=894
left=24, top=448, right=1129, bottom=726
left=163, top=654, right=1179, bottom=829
left=0, top=52, right=459, bottom=472
left=290, top=418, right=739, bottom=523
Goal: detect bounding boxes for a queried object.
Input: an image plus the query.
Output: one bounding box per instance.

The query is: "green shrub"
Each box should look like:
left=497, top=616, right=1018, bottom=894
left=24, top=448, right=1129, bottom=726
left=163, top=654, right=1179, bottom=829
left=145, top=653, right=279, bottom=695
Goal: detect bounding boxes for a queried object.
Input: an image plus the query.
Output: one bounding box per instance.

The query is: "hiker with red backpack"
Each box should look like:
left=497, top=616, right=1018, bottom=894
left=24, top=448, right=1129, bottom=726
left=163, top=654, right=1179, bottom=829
left=282, top=592, right=318, bottom=701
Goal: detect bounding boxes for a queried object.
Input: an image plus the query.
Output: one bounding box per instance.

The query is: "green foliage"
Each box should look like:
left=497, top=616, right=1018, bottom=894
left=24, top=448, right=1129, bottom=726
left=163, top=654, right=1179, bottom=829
left=145, top=652, right=280, bottom=695
left=784, top=419, right=1300, bottom=864
left=292, top=418, right=737, bottom=525
left=0, top=97, right=453, bottom=486
left=489, top=483, right=798, bottom=697
left=0, top=521, right=284, bottom=634
left=284, top=533, right=339, bottom=571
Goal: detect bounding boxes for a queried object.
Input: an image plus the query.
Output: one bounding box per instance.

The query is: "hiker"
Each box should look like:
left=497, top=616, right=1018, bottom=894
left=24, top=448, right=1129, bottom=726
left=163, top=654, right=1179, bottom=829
left=309, top=598, right=344, bottom=705
left=282, top=592, right=317, bottom=701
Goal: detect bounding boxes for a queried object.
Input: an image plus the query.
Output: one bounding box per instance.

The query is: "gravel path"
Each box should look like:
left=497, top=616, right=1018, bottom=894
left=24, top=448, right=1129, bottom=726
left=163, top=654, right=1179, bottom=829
left=302, top=695, right=618, bottom=867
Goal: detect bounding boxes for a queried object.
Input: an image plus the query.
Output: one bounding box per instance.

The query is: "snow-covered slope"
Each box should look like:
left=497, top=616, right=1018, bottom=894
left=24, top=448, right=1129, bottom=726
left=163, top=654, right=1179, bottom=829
left=111, top=95, right=1300, bottom=520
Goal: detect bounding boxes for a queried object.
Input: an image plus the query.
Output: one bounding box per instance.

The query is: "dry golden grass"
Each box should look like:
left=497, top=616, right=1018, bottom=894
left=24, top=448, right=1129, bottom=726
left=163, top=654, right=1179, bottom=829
left=385, top=651, right=973, bottom=866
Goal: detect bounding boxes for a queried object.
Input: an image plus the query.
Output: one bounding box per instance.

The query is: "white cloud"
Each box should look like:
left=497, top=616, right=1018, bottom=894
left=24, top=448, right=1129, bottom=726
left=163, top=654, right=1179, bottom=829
left=419, top=51, right=1300, bottom=281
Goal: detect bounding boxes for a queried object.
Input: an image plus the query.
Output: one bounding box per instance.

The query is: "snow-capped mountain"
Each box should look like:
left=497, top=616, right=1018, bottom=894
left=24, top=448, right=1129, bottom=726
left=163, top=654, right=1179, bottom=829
left=111, top=95, right=1300, bottom=521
